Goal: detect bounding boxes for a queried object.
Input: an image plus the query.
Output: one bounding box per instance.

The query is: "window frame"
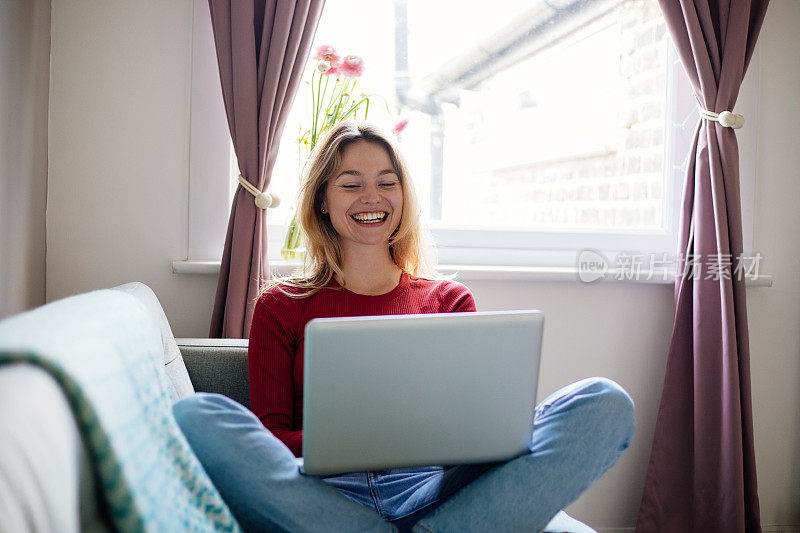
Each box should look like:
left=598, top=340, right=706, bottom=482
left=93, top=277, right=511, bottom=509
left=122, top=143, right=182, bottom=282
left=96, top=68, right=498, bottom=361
left=182, top=0, right=760, bottom=271
left=185, top=0, right=231, bottom=263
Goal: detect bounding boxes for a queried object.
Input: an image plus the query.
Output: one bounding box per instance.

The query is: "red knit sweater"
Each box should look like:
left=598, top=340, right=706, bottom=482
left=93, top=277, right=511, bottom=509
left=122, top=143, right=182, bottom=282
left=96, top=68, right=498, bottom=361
left=247, top=272, right=476, bottom=457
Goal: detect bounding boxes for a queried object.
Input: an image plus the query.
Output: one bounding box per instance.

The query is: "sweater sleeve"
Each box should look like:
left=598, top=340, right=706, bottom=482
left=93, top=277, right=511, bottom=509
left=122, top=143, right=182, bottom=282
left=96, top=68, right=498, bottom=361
left=248, top=289, right=303, bottom=456
left=440, top=280, right=477, bottom=313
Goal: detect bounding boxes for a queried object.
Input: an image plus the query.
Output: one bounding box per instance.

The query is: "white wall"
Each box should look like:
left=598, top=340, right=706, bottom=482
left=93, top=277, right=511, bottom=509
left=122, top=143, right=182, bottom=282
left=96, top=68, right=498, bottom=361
left=46, top=0, right=799, bottom=529
left=0, top=0, right=49, bottom=318
left=47, top=0, right=218, bottom=336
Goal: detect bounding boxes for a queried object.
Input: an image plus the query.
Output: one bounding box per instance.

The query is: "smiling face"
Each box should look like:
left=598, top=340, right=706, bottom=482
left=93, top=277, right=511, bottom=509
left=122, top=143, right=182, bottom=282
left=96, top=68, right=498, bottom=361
left=321, top=140, right=404, bottom=253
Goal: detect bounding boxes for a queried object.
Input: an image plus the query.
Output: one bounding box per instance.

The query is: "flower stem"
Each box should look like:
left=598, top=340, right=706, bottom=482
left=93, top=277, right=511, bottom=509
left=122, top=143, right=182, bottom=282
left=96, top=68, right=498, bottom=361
left=282, top=212, right=297, bottom=260
left=312, top=71, right=324, bottom=147
left=310, top=71, right=317, bottom=145
left=337, top=79, right=353, bottom=123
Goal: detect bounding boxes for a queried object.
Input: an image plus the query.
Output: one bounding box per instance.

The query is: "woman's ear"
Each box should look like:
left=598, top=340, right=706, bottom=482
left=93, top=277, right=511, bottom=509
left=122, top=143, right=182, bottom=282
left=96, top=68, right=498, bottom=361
left=319, top=185, right=329, bottom=214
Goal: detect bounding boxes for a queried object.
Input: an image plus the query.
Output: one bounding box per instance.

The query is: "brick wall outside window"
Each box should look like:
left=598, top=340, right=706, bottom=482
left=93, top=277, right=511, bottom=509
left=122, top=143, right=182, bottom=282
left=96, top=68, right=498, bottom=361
left=446, top=0, right=668, bottom=231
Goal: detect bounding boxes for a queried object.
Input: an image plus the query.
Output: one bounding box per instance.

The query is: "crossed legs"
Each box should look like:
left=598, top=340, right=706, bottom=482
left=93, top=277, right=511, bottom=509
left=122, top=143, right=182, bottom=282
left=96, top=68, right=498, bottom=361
left=173, top=377, right=634, bottom=533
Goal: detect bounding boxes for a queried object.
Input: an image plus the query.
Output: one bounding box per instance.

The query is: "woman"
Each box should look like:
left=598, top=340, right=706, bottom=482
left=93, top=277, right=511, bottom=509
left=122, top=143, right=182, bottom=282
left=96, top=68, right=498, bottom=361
left=174, top=121, right=635, bottom=533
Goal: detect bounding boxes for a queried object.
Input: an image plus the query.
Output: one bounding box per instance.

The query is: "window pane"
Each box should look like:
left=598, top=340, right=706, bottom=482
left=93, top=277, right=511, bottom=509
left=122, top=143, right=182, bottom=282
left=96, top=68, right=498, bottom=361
left=249, top=0, right=668, bottom=234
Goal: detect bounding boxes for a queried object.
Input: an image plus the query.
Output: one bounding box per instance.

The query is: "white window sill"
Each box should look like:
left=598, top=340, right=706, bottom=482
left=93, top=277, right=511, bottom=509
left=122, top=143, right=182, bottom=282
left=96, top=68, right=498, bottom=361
left=171, top=260, right=773, bottom=287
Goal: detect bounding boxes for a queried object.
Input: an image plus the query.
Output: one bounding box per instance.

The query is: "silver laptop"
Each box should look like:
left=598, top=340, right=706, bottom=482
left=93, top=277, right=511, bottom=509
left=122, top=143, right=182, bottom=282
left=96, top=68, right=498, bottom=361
left=299, top=310, right=544, bottom=476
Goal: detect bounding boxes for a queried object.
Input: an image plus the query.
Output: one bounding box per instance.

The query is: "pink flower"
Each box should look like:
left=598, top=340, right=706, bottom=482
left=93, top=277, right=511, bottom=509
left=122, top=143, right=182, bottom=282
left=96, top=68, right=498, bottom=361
left=314, top=45, right=339, bottom=65
left=316, top=60, right=332, bottom=74
left=339, top=55, right=364, bottom=78
left=392, top=119, right=409, bottom=136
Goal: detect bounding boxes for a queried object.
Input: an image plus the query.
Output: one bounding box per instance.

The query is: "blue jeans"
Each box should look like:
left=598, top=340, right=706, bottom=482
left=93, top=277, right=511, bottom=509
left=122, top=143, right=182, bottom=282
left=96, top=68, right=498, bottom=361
left=173, top=377, right=635, bottom=532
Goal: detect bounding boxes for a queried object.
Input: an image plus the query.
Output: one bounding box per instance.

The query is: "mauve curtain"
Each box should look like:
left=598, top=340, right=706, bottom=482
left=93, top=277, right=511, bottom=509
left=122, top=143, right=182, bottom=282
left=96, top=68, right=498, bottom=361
left=208, top=0, right=325, bottom=338
left=637, top=1, right=769, bottom=532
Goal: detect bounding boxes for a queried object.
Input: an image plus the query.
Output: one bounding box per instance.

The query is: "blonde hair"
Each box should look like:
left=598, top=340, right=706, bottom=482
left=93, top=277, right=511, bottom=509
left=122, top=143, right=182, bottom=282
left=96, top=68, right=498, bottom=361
left=263, top=121, right=444, bottom=299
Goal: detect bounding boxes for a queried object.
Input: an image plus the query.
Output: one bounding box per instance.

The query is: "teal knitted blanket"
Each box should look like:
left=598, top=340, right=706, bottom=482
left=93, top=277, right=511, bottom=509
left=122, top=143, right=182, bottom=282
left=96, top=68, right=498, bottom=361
left=0, top=290, right=241, bottom=532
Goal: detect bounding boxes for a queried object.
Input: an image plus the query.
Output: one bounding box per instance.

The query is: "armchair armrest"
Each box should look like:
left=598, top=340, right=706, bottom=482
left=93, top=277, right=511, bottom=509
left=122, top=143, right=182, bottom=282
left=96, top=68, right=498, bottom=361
left=177, top=338, right=250, bottom=409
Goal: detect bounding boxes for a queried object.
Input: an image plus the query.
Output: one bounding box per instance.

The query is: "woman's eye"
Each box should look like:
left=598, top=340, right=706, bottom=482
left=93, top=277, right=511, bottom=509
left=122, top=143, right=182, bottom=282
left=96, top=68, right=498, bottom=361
left=379, top=182, right=398, bottom=188
left=341, top=184, right=360, bottom=189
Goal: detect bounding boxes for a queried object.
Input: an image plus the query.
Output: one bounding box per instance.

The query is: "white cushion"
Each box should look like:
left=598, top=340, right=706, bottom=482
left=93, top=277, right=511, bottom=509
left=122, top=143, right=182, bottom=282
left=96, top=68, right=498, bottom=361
left=0, top=364, right=83, bottom=533
left=110, top=282, right=194, bottom=401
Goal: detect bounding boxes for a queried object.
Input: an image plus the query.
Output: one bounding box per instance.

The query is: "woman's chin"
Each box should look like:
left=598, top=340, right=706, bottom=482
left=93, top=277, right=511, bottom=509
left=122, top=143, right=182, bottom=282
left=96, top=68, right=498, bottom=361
left=341, top=233, right=394, bottom=249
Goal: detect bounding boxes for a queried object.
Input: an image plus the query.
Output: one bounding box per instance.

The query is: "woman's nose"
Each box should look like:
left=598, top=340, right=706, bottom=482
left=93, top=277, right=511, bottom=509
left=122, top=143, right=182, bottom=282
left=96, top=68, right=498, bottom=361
left=360, top=183, right=381, bottom=203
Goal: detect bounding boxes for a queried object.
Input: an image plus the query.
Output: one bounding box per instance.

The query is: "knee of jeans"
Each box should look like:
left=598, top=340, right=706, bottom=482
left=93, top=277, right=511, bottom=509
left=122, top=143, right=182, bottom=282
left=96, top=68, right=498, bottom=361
left=173, top=392, right=238, bottom=430
left=583, top=377, right=636, bottom=446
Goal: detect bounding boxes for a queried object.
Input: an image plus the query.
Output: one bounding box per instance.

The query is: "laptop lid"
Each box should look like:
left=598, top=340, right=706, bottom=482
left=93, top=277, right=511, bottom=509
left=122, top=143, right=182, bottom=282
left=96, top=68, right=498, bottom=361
left=301, top=310, right=543, bottom=476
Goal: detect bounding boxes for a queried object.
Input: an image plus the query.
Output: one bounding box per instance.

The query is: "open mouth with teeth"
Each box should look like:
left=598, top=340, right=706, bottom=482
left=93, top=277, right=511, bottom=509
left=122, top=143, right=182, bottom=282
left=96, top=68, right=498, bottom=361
left=350, top=211, right=389, bottom=225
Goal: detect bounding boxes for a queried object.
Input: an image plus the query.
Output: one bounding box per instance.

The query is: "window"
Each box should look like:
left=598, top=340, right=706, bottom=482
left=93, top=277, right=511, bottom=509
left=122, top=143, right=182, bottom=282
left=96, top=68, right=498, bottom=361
left=185, top=0, right=759, bottom=272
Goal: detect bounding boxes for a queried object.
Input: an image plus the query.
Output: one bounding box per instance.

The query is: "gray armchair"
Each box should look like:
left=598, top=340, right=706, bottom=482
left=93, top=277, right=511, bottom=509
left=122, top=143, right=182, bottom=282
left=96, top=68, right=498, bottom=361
left=178, top=338, right=250, bottom=409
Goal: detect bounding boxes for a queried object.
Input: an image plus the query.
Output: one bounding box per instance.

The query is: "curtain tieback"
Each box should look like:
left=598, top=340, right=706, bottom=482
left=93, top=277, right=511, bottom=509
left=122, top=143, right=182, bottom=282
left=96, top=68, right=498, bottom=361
left=698, top=107, right=745, bottom=129
left=237, top=174, right=281, bottom=209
